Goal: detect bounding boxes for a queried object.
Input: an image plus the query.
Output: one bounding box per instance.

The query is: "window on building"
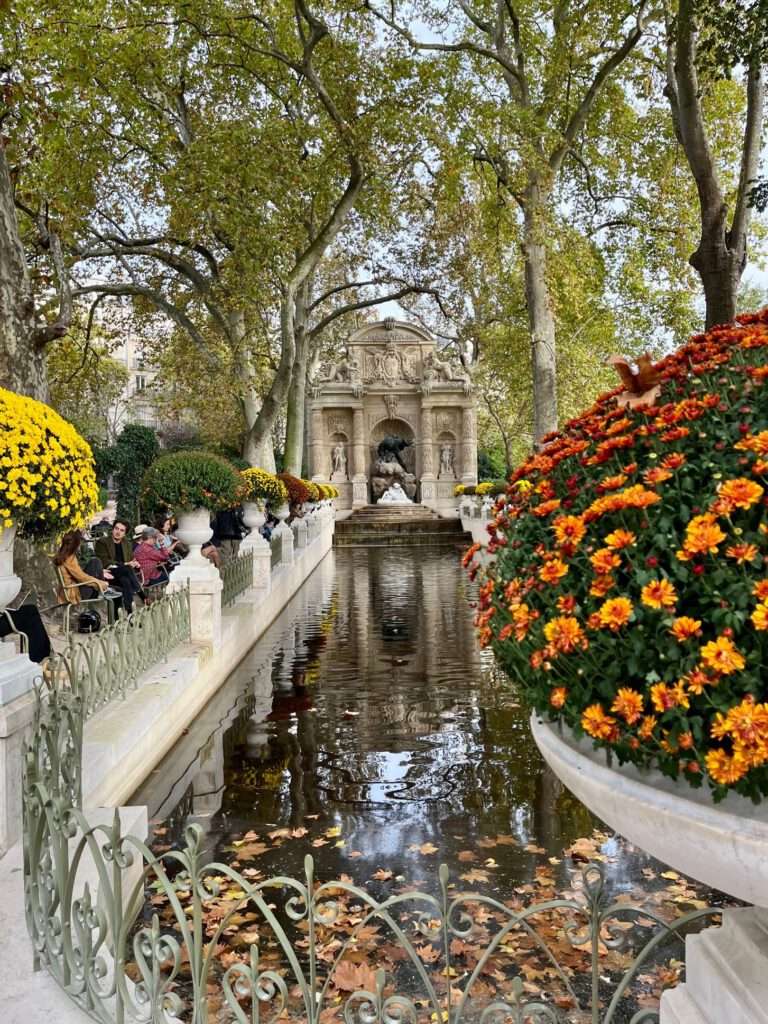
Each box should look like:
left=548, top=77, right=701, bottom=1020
left=135, top=374, right=147, bottom=391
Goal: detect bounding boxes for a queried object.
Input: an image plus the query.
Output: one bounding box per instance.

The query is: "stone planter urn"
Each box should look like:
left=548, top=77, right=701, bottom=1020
left=168, top=507, right=215, bottom=581
left=531, top=715, right=768, bottom=1022
left=0, top=524, right=21, bottom=618
left=242, top=501, right=266, bottom=536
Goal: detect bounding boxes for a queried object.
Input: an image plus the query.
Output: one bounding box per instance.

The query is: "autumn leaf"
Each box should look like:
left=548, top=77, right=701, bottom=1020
left=408, top=842, right=439, bottom=855
left=416, top=944, right=440, bottom=964
left=457, top=850, right=476, bottom=862
left=460, top=868, right=490, bottom=884
left=332, top=959, right=377, bottom=992
left=371, top=868, right=393, bottom=881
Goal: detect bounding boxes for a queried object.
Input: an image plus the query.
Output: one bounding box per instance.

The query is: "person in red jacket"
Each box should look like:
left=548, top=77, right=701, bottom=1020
left=133, top=526, right=175, bottom=584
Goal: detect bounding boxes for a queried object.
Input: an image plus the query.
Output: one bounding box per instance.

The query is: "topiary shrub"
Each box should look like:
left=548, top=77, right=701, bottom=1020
left=99, top=424, right=160, bottom=523
left=469, top=311, right=768, bottom=803
left=141, top=451, right=245, bottom=516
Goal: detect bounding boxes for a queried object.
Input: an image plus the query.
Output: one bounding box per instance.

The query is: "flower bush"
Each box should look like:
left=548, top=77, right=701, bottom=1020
left=277, top=473, right=310, bottom=507
left=0, top=387, right=99, bottom=538
left=305, top=481, right=321, bottom=502
left=469, top=311, right=768, bottom=803
left=241, top=467, right=289, bottom=507
left=141, top=451, right=245, bottom=515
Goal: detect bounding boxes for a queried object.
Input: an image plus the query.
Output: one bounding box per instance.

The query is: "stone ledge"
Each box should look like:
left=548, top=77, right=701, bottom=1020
left=531, top=714, right=768, bottom=906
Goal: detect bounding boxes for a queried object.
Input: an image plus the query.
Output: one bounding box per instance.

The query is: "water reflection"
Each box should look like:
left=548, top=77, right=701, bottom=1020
left=135, top=547, right=644, bottom=897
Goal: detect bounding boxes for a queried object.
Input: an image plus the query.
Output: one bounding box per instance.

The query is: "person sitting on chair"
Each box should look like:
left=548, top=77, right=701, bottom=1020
left=133, top=526, right=174, bottom=584
left=93, top=519, right=143, bottom=613
left=54, top=530, right=114, bottom=604
left=0, top=603, right=52, bottom=663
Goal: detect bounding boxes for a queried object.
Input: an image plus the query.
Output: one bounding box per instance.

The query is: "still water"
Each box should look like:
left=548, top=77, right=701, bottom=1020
left=133, top=547, right=685, bottom=899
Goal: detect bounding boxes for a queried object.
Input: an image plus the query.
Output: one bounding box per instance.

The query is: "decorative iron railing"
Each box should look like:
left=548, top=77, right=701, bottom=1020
left=221, top=550, right=254, bottom=607
left=48, top=585, right=191, bottom=719
left=22, top=687, right=720, bottom=1024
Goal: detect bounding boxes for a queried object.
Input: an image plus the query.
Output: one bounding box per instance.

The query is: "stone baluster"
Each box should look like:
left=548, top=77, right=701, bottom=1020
left=292, top=517, right=308, bottom=550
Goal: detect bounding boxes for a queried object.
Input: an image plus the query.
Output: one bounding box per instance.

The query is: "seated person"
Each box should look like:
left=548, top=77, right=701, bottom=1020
left=0, top=604, right=51, bottom=663
left=133, top=526, right=174, bottom=583
left=93, top=519, right=143, bottom=613
left=54, top=530, right=119, bottom=608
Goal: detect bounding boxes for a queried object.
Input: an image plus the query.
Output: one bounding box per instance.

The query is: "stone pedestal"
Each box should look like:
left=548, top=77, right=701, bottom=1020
left=169, top=564, right=223, bottom=647
left=0, top=656, right=39, bottom=855
left=273, top=521, right=294, bottom=566
left=239, top=504, right=272, bottom=596
left=292, top=518, right=308, bottom=550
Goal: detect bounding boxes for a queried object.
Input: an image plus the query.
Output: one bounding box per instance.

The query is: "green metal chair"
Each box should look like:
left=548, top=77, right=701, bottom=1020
left=53, top=563, right=117, bottom=635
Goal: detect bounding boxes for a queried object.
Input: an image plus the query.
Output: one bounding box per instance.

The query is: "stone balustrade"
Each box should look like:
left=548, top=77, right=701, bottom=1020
left=0, top=502, right=336, bottom=858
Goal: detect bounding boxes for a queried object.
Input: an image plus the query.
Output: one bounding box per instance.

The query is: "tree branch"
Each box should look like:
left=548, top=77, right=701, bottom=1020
left=730, top=51, right=765, bottom=247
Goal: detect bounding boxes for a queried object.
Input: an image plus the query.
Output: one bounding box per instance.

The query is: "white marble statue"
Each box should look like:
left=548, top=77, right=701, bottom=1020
left=438, top=443, right=455, bottom=479
left=378, top=482, right=413, bottom=504
left=331, top=443, right=347, bottom=479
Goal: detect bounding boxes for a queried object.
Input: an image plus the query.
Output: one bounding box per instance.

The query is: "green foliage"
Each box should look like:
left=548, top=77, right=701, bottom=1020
left=477, top=448, right=507, bottom=481
left=141, top=451, right=244, bottom=516
left=98, top=425, right=160, bottom=524
left=47, top=334, right=129, bottom=443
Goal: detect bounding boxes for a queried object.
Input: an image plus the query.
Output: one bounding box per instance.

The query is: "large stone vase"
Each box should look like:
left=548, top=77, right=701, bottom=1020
left=242, top=501, right=266, bottom=536
left=171, top=507, right=217, bottom=580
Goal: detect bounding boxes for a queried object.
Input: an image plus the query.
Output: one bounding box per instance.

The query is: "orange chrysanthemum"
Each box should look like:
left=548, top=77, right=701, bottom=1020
left=641, top=578, right=678, bottom=610
left=543, top=615, right=587, bottom=653
left=581, top=703, right=619, bottom=741
left=669, top=616, right=701, bottom=641
left=751, top=601, right=768, bottom=631
left=550, top=686, right=567, bottom=709
left=753, top=580, right=768, bottom=601
left=604, top=529, right=636, bottom=549
left=681, top=514, right=726, bottom=557
left=700, top=636, right=745, bottom=675
left=590, top=547, right=621, bottom=574
left=717, top=477, right=764, bottom=511
left=597, top=597, right=633, bottom=631
left=552, top=515, right=587, bottom=547
left=539, top=558, right=569, bottom=584
left=726, top=542, right=759, bottom=563
left=611, top=687, right=644, bottom=725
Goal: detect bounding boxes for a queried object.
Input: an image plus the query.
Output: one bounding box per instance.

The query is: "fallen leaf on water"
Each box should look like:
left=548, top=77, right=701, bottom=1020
left=325, top=826, right=342, bottom=838
left=371, top=868, right=393, bottom=881
left=457, top=850, right=476, bottom=862
left=408, top=842, right=439, bottom=855
left=312, top=838, right=329, bottom=847
left=524, top=844, right=546, bottom=855
left=460, top=868, right=490, bottom=884
left=660, top=871, right=680, bottom=880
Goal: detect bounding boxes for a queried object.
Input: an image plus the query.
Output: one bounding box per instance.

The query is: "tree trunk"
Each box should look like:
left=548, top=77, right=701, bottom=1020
left=283, top=284, right=310, bottom=476
left=522, top=183, right=558, bottom=444
left=0, top=145, right=47, bottom=400
left=691, top=236, right=742, bottom=329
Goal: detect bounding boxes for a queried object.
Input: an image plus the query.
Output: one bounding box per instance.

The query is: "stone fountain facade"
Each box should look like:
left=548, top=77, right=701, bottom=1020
left=308, top=319, right=477, bottom=512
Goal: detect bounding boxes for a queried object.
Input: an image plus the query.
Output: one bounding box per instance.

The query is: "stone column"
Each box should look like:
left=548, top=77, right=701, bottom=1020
left=351, top=407, right=368, bottom=507
left=461, top=404, right=478, bottom=485
left=419, top=401, right=436, bottom=509
left=309, top=406, right=325, bottom=481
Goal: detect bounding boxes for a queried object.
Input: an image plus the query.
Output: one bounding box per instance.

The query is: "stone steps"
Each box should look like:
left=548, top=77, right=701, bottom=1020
left=334, top=505, right=471, bottom=547
left=661, top=908, right=768, bottom=1024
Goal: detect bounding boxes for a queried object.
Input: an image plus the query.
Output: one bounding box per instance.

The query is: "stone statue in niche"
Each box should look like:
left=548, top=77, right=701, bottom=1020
left=438, top=443, right=455, bottom=479
left=330, top=442, right=348, bottom=481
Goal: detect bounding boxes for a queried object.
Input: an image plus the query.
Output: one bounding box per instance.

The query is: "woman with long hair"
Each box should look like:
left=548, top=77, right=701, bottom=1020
left=54, top=530, right=114, bottom=604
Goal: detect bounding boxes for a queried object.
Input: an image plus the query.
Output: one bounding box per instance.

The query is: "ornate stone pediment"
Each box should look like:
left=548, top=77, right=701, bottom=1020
left=362, top=341, right=420, bottom=386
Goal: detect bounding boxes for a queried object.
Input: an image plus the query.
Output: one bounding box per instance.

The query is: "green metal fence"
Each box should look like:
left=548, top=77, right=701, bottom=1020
left=48, top=585, right=191, bottom=719
left=22, top=686, right=719, bottom=1024
left=221, top=550, right=254, bottom=607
